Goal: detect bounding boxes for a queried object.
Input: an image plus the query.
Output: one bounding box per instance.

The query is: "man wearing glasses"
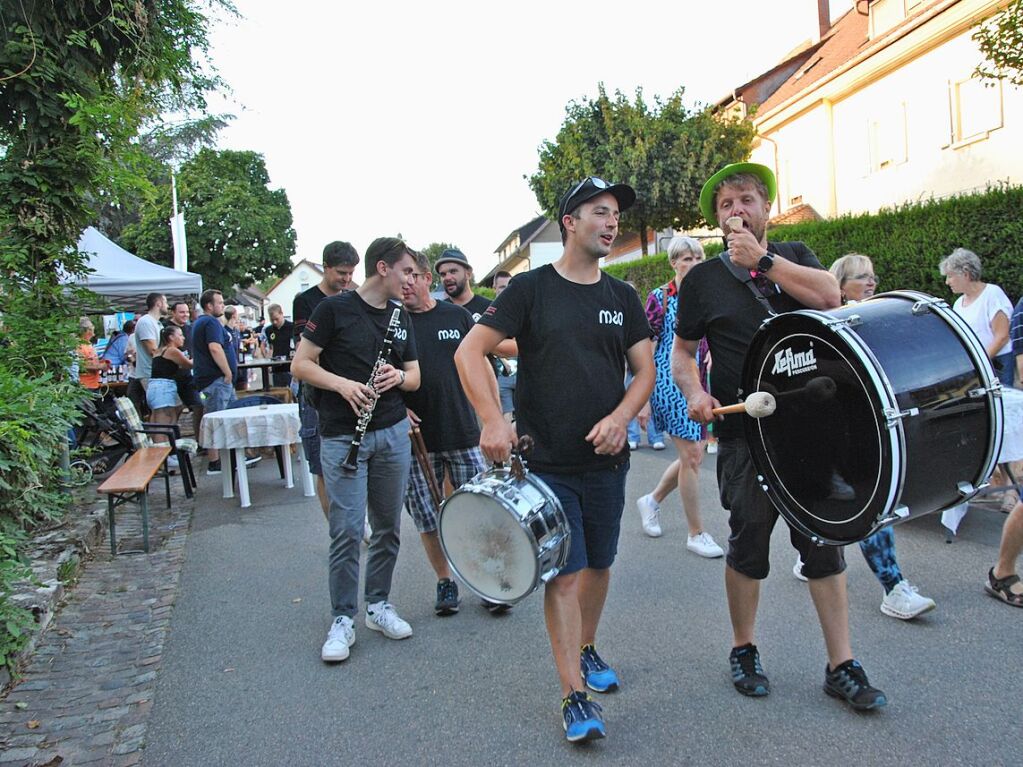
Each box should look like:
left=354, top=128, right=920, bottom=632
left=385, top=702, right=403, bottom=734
left=400, top=249, right=485, bottom=618
left=673, top=162, right=887, bottom=711
left=456, top=177, right=654, bottom=743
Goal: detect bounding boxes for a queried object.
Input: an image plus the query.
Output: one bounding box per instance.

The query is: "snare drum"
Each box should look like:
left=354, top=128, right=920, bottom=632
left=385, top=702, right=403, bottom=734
left=438, top=466, right=570, bottom=605
left=742, top=290, right=1003, bottom=545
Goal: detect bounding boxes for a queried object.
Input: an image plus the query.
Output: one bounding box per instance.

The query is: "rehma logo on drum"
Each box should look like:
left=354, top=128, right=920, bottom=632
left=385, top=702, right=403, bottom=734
left=771, top=343, right=818, bottom=377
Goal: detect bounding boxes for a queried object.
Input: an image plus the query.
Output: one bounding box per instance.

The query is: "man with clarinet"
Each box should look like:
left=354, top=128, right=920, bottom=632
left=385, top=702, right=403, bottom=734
left=401, top=249, right=486, bottom=617
left=292, top=237, right=421, bottom=664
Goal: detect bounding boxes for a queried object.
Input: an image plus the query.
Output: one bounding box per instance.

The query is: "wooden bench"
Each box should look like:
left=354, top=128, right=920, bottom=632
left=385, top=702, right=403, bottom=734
left=97, top=445, right=172, bottom=554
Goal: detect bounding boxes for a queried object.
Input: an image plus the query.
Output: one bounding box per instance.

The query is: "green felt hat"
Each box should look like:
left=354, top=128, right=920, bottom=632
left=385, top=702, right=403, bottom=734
left=699, top=162, right=777, bottom=225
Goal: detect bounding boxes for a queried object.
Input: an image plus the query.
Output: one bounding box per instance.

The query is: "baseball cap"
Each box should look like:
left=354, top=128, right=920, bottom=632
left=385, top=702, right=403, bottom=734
left=557, top=177, right=636, bottom=232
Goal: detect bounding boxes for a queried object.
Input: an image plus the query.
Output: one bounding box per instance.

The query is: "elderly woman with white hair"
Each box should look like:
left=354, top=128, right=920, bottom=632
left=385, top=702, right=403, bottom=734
left=939, top=247, right=1014, bottom=387
left=635, top=236, right=723, bottom=558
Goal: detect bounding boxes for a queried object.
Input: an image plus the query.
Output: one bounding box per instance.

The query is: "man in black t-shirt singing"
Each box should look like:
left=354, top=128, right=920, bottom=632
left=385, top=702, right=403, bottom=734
left=293, top=240, right=361, bottom=519
left=292, top=237, right=421, bottom=665
left=674, top=162, right=886, bottom=711
left=456, top=178, right=654, bottom=743
left=401, top=249, right=485, bottom=617
left=264, top=304, right=294, bottom=387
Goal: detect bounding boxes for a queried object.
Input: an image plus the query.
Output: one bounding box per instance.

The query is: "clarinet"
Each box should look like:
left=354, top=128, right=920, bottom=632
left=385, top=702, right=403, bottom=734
left=341, top=307, right=402, bottom=471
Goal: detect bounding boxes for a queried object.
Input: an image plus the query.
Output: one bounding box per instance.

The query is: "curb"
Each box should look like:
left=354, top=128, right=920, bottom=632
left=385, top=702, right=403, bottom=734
left=1, top=501, right=106, bottom=693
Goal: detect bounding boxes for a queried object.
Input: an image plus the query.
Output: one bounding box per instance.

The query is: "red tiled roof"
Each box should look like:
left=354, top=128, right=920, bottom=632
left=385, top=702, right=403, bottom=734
left=756, top=1, right=954, bottom=116
left=768, top=203, right=824, bottom=228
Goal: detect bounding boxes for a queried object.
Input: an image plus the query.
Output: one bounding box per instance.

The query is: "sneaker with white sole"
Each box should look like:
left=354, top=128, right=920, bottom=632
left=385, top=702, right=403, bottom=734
left=636, top=494, right=662, bottom=537
left=687, top=531, right=724, bottom=558
left=165, top=455, right=180, bottom=473
left=321, top=615, right=355, bottom=662
left=651, top=441, right=666, bottom=451
left=793, top=556, right=808, bottom=582
left=880, top=580, right=935, bottom=620
left=627, top=440, right=639, bottom=450
left=365, top=601, right=412, bottom=639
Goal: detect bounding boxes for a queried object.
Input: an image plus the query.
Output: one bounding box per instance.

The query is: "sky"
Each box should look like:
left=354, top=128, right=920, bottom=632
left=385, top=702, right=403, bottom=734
left=205, top=1, right=854, bottom=277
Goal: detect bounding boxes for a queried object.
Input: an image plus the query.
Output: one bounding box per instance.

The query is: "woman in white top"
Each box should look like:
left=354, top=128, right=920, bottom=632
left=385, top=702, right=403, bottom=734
left=939, top=247, right=1014, bottom=387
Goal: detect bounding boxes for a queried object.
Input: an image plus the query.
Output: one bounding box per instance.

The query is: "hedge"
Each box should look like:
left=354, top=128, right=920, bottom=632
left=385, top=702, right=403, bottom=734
left=603, top=184, right=1023, bottom=304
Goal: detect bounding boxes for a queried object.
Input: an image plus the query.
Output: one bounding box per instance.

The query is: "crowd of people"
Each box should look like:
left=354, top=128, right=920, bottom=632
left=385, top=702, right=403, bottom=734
left=71, top=162, right=1023, bottom=745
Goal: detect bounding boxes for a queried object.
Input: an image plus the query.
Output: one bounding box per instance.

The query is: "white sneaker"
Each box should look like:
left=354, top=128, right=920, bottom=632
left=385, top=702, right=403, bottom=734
left=880, top=580, right=936, bottom=620
left=628, top=440, right=639, bottom=450
left=706, top=441, right=719, bottom=455
left=365, top=601, right=413, bottom=639
left=165, top=455, right=180, bottom=473
left=686, top=532, right=724, bottom=558
left=651, top=441, right=666, bottom=451
left=321, top=615, right=355, bottom=662
left=793, top=556, right=808, bottom=582
left=636, top=494, right=662, bottom=537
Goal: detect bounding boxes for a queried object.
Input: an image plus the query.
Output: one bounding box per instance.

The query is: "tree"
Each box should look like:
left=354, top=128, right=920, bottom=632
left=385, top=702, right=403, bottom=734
left=416, top=242, right=460, bottom=289
left=974, top=0, right=1023, bottom=86
left=123, top=148, right=297, bottom=290
left=529, top=85, right=756, bottom=253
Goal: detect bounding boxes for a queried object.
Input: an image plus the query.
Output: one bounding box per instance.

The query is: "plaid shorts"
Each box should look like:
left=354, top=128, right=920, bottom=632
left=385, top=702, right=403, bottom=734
left=406, top=446, right=485, bottom=533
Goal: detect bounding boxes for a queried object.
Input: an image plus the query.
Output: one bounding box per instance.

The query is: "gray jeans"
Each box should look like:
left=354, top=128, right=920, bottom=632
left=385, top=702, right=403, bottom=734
left=320, top=420, right=411, bottom=618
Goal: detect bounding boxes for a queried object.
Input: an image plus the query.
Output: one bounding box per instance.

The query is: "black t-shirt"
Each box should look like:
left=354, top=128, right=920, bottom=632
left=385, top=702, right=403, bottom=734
left=403, top=302, right=479, bottom=453
left=477, top=264, right=651, bottom=474
left=446, top=294, right=491, bottom=322
left=293, top=285, right=329, bottom=339
left=266, top=320, right=294, bottom=358
left=303, top=292, right=417, bottom=437
left=675, top=241, right=822, bottom=439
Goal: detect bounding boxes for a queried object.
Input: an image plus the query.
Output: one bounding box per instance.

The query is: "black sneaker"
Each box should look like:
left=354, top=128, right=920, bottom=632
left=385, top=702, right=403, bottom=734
left=482, top=599, right=511, bottom=615
left=824, top=659, right=887, bottom=711
left=729, top=643, right=770, bottom=697
left=561, top=690, right=605, bottom=742
left=435, top=578, right=460, bottom=616
left=207, top=459, right=222, bottom=475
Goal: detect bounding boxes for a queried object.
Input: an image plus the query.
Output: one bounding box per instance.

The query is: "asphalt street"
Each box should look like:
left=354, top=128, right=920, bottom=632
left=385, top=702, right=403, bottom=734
left=142, top=446, right=1019, bottom=766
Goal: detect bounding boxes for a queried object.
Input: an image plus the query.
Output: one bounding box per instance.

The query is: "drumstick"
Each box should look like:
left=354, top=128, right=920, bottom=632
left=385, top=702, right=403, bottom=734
left=409, top=426, right=444, bottom=508
left=711, top=391, right=776, bottom=418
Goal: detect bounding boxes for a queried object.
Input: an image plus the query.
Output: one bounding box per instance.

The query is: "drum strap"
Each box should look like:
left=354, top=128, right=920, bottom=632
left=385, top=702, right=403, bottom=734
left=720, top=251, right=777, bottom=317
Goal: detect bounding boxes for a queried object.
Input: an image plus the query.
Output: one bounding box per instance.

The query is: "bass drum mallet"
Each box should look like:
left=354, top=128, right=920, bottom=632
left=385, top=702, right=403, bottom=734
left=711, top=391, right=776, bottom=419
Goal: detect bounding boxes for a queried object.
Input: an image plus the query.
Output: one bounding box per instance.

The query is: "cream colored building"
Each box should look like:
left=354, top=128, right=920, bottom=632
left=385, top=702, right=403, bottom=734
left=263, top=259, right=324, bottom=320
left=720, top=0, right=1022, bottom=222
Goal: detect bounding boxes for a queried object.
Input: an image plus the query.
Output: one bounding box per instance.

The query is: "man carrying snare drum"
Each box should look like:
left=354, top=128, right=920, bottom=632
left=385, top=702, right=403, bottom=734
left=673, top=162, right=887, bottom=710
left=456, top=177, right=654, bottom=743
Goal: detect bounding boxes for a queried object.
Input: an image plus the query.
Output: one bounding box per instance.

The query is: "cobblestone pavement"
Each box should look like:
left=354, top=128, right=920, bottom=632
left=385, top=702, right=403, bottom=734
left=0, top=485, right=193, bottom=767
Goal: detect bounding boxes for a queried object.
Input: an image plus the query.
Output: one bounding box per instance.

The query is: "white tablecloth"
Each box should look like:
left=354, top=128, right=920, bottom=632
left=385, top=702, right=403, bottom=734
left=942, top=386, right=1023, bottom=533
left=199, top=404, right=300, bottom=449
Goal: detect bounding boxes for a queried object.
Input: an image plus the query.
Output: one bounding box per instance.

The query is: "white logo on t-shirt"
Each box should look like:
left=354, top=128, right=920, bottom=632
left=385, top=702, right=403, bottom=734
left=394, top=327, right=408, bottom=341
left=598, top=309, right=624, bottom=326
left=437, top=328, right=461, bottom=341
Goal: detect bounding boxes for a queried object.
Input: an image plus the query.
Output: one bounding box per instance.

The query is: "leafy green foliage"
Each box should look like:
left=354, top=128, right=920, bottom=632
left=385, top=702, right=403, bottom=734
left=123, top=148, right=297, bottom=290
left=603, top=185, right=1023, bottom=303
left=0, top=0, right=229, bottom=669
left=529, top=85, right=755, bottom=252
left=974, top=0, right=1023, bottom=86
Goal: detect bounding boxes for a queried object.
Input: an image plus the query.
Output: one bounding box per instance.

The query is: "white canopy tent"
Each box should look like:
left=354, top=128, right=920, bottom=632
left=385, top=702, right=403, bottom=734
left=72, top=227, right=202, bottom=310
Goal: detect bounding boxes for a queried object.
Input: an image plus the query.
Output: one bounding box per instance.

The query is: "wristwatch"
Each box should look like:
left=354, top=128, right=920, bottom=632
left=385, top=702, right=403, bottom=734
left=398, top=369, right=406, bottom=387
left=757, top=252, right=775, bottom=273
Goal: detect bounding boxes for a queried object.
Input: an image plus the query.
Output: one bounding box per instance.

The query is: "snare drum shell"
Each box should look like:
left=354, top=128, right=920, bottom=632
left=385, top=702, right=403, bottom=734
left=438, top=467, right=570, bottom=604
left=742, top=291, right=1002, bottom=544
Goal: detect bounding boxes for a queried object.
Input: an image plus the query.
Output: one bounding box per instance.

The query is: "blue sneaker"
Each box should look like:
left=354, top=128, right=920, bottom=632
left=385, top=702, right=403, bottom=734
left=561, top=690, right=606, bottom=742
left=580, top=644, right=619, bottom=693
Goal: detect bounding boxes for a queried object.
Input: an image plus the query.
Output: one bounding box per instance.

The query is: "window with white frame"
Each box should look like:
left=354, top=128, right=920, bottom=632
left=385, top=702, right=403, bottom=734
left=949, top=75, right=1003, bottom=145
left=867, top=102, right=908, bottom=172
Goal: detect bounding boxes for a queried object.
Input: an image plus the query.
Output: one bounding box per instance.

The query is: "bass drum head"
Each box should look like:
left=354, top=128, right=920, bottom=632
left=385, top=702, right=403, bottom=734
left=742, top=312, right=898, bottom=544
left=438, top=484, right=539, bottom=603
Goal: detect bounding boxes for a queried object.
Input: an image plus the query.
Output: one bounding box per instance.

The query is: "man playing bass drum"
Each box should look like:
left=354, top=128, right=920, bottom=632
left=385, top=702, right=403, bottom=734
left=456, top=177, right=654, bottom=743
left=292, top=237, right=421, bottom=665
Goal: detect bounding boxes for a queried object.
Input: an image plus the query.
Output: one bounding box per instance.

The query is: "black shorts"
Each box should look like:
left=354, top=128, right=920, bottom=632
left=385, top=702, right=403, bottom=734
left=716, top=438, right=845, bottom=580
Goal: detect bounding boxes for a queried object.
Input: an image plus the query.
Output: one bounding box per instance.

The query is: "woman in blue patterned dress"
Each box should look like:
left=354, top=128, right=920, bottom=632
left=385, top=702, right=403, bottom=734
left=635, top=236, right=723, bottom=558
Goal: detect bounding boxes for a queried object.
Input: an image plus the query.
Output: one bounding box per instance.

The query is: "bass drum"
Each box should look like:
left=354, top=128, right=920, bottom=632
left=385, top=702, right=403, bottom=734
left=438, top=466, right=570, bottom=605
left=742, top=290, right=1003, bottom=545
